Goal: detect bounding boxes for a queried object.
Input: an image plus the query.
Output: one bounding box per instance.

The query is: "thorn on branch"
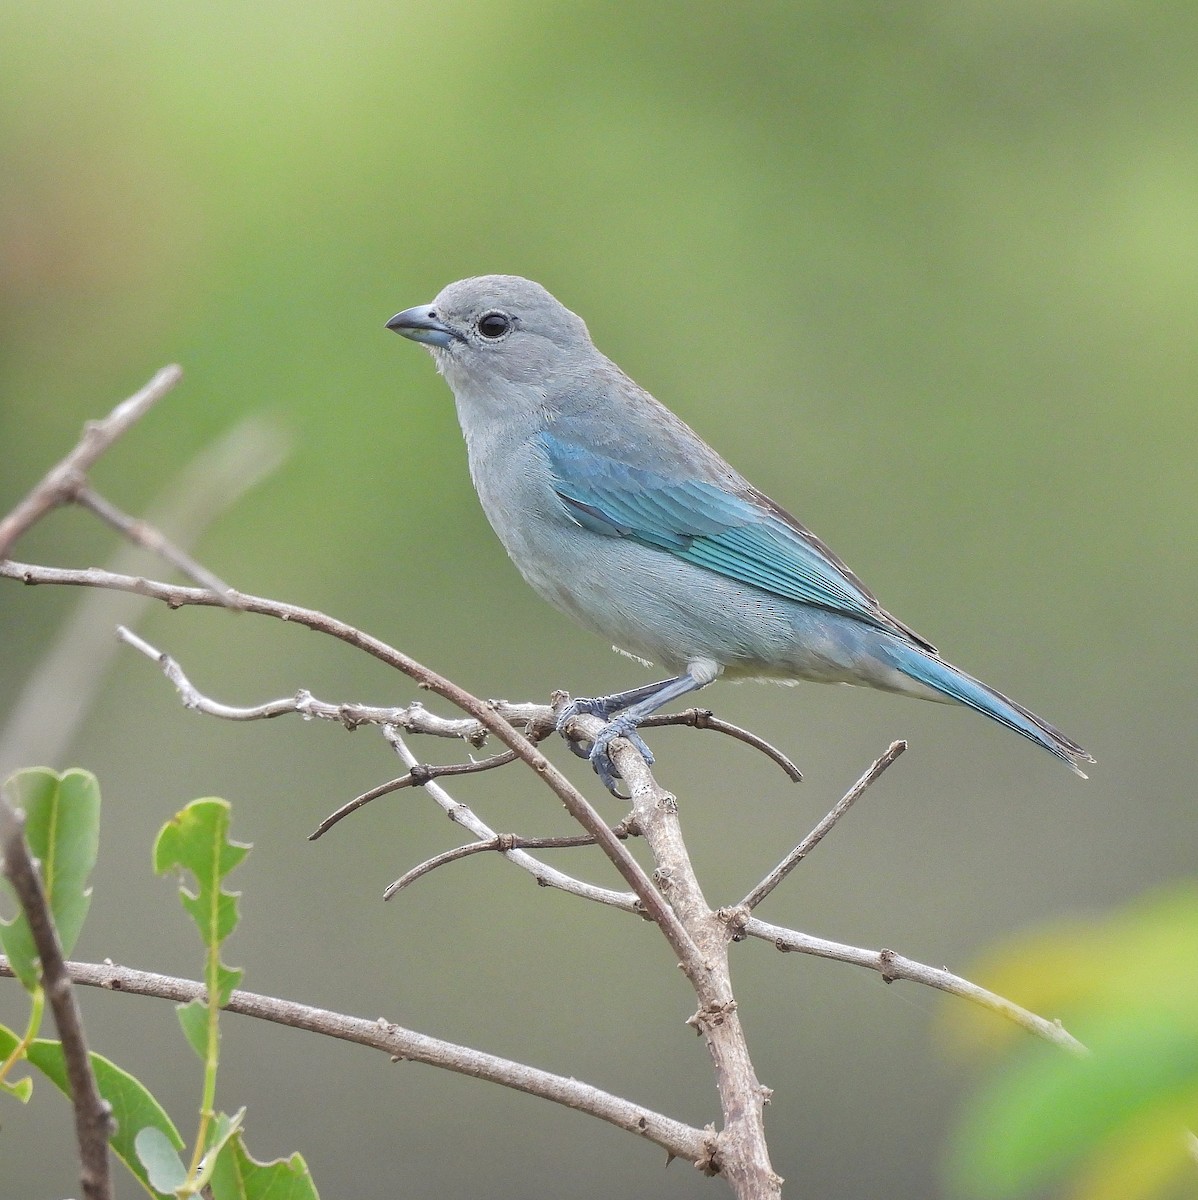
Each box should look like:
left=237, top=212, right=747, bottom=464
left=686, top=999, right=738, bottom=1035
left=695, top=1130, right=721, bottom=1177
left=309, top=775, right=412, bottom=839
left=717, top=905, right=751, bottom=942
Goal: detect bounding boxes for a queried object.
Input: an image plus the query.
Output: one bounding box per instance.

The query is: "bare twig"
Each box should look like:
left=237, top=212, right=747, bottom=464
left=112, top=629, right=798, bottom=847
left=731, top=915, right=1087, bottom=1056
left=384, top=829, right=627, bottom=899
left=0, top=365, right=182, bottom=559
left=381, top=728, right=645, bottom=912
left=74, top=486, right=239, bottom=603
left=0, top=414, right=287, bottom=780
left=116, top=628, right=549, bottom=743
left=0, top=955, right=713, bottom=1168
left=738, top=741, right=906, bottom=912
left=641, top=708, right=803, bottom=782
left=0, top=803, right=113, bottom=1200
left=113, top=628, right=795, bottom=785
left=310, top=750, right=520, bottom=839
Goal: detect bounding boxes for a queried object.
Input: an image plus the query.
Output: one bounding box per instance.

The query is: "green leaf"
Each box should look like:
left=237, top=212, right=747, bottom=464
left=153, top=798, right=248, bottom=962
left=154, top=797, right=251, bottom=1183
left=209, top=1130, right=321, bottom=1200
left=154, top=797, right=246, bottom=1048
left=0, top=768, right=101, bottom=989
left=0, top=1012, right=34, bottom=1099
left=950, top=1018, right=1198, bottom=1197
left=192, top=1106, right=246, bottom=1190
left=0, top=1026, right=184, bottom=1198
left=214, top=962, right=243, bottom=1009
left=136, top=1126, right=188, bottom=1196
left=176, top=997, right=210, bottom=1061
left=949, top=889, right=1198, bottom=1200
left=0, top=1074, right=33, bottom=1102
left=154, top=799, right=248, bottom=909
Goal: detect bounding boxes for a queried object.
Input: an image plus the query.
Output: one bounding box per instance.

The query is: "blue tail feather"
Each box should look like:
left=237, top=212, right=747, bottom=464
left=887, top=642, right=1094, bottom=777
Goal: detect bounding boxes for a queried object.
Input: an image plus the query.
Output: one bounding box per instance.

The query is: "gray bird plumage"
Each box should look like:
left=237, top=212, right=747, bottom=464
left=388, top=275, right=1092, bottom=790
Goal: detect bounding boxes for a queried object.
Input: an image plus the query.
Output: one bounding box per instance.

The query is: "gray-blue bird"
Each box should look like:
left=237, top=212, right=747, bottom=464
left=387, top=275, right=1093, bottom=790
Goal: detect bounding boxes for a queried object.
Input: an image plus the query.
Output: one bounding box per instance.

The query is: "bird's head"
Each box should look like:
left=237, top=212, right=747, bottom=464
left=387, top=275, right=595, bottom=396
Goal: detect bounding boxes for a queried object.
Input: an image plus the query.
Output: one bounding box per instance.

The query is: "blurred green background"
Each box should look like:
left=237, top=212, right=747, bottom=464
left=1, top=3, right=1195, bottom=1197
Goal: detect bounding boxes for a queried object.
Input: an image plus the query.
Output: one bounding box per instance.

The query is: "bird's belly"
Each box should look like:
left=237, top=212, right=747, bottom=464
left=504, top=522, right=936, bottom=696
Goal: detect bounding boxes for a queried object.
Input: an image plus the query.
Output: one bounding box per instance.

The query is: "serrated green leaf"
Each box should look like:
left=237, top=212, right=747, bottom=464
left=179, top=887, right=244, bottom=948
left=0, top=1026, right=184, bottom=1198
left=154, top=798, right=247, bottom=970
left=0, top=768, right=101, bottom=989
left=208, top=1106, right=246, bottom=1153
left=136, top=1125, right=188, bottom=1195
left=176, top=997, right=210, bottom=1061
left=209, top=1130, right=320, bottom=1200
left=153, top=798, right=248, bottom=910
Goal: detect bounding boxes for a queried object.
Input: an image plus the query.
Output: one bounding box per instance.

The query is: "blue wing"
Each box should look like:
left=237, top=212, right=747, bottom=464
left=541, top=432, right=935, bottom=649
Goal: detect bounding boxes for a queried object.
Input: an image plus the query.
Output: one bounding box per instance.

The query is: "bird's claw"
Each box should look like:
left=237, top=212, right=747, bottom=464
left=555, top=696, right=605, bottom=760
left=589, top=717, right=655, bottom=792
left=555, top=700, right=655, bottom=794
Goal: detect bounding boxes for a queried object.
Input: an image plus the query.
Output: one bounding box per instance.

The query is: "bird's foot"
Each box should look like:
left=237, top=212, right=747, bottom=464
left=587, top=715, right=655, bottom=793
left=555, top=698, right=654, bottom=794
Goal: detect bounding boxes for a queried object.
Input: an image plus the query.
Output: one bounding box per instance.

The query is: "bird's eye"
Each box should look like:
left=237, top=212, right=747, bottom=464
left=477, top=312, right=511, bottom=339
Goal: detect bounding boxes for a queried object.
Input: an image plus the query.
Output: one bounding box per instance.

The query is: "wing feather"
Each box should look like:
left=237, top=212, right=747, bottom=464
left=541, top=432, right=934, bottom=650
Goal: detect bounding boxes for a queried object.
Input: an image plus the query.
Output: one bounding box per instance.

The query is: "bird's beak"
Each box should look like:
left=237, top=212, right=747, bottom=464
left=385, top=305, right=462, bottom=348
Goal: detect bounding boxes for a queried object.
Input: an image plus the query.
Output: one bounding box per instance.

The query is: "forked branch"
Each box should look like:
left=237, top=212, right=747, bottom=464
left=0, top=368, right=1093, bottom=1200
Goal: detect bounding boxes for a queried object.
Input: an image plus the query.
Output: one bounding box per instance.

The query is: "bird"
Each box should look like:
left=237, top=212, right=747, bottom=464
left=387, top=275, right=1093, bottom=792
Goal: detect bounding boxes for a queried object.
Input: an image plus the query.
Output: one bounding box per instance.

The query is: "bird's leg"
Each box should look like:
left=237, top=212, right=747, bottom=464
left=557, top=677, right=679, bottom=767
left=556, top=670, right=711, bottom=794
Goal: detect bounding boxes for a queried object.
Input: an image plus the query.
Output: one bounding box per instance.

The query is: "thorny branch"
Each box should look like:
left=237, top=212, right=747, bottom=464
left=0, top=366, right=1093, bottom=1199
left=107, top=630, right=1093, bottom=1051
left=0, top=956, right=713, bottom=1167
left=0, top=799, right=114, bottom=1200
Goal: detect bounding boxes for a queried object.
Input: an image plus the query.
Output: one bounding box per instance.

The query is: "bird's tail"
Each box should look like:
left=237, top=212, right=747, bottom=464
left=887, top=642, right=1095, bottom=777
